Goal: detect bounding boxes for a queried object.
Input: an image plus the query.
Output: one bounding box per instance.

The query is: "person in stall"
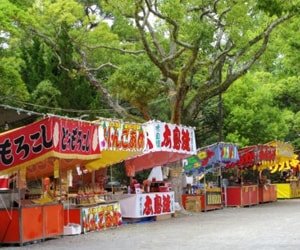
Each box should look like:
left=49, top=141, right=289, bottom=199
left=143, top=179, right=151, bottom=193
left=129, top=177, right=140, bottom=194
left=229, top=172, right=241, bottom=186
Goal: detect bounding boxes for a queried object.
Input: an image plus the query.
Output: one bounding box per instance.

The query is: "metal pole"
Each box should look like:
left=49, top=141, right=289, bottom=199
left=204, top=174, right=206, bottom=212
left=110, top=166, right=113, bottom=194
left=218, top=93, right=223, bottom=142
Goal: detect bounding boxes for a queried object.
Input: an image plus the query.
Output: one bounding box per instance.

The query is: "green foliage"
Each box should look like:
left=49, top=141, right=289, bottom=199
left=20, top=38, right=52, bottom=92
left=256, top=0, right=300, bottom=16
left=1, top=0, right=299, bottom=154
left=30, top=80, right=61, bottom=113
left=275, top=77, right=300, bottom=113
left=0, top=57, right=29, bottom=105
left=111, top=14, right=139, bottom=42
left=223, top=72, right=297, bottom=146
left=108, top=57, right=162, bottom=110
left=256, top=0, right=284, bottom=16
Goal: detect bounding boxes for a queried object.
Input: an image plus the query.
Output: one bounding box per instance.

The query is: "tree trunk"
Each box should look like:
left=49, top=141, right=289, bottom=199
left=167, top=160, right=183, bottom=205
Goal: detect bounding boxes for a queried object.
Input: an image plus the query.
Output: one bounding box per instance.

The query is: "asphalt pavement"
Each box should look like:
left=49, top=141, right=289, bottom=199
left=2, top=199, right=300, bottom=250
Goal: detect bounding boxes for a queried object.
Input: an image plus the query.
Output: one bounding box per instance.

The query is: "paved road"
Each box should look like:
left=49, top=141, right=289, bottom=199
left=3, top=199, right=300, bottom=250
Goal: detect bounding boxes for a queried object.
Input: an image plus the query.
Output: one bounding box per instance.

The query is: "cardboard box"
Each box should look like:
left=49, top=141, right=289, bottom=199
left=64, top=224, right=82, bottom=235
left=185, top=197, right=201, bottom=212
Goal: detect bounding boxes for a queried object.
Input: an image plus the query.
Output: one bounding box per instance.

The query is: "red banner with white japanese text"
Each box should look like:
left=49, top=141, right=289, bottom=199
left=234, top=145, right=276, bottom=168
left=0, top=117, right=101, bottom=173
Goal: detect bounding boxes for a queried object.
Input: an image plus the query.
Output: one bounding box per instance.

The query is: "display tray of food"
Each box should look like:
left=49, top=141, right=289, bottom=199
left=206, top=187, right=221, bottom=192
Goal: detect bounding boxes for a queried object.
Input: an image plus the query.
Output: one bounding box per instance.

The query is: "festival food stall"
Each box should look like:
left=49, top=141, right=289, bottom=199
left=182, top=142, right=239, bottom=212
left=0, top=116, right=101, bottom=244
left=224, top=144, right=276, bottom=207
left=64, top=119, right=145, bottom=233
left=119, top=120, right=197, bottom=219
left=85, top=119, right=145, bottom=171
left=267, top=141, right=300, bottom=199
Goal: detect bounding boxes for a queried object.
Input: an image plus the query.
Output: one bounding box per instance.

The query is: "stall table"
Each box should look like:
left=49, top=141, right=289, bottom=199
left=258, top=184, right=277, bottom=203
left=0, top=203, right=63, bottom=245
left=118, top=192, right=175, bottom=218
left=224, top=185, right=258, bottom=207
left=64, top=201, right=122, bottom=233
left=182, top=190, right=222, bottom=212
left=276, top=181, right=300, bottom=199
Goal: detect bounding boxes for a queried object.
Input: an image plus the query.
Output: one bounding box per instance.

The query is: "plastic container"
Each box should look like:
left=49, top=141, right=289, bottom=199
left=0, top=175, right=9, bottom=190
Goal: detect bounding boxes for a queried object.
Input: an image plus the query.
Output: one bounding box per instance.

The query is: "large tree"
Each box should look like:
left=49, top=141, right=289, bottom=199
left=2, top=0, right=300, bottom=204
left=20, top=0, right=299, bottom=125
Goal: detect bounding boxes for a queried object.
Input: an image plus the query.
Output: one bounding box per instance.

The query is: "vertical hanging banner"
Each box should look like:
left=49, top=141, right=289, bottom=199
left=0, top=117, right=101, bottom=173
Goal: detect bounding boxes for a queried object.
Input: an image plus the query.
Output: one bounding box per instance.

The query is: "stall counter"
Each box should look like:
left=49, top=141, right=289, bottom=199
left=182, top=191, right=222, bottom=212
left=64, top=201, right=122, bottom=233
left=0, top=203, right=63, bottom=245
left=276, top=181, right=300, bottom=199
left=258, top=184, right=277, bottom=203
left=224, top=185, right=259, bottom=207
left=119, top=192, right=175, bottom=218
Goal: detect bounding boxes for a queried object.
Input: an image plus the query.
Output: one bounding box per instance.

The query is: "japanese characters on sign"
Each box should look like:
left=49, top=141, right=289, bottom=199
left=52, top=117, right=99, bottom=155
left=139, top=192, right=175, bottom=217
left=0, top=117, right=100, bottom=172
left=143, top=121, right=196, bottom=154
left=236, top=145, right=276, bottom=168
left=98, top=120, right=145, bottom=151
left=82, top=202, right=122, bottom=233
left=0, top=118, right=53, bottom=170
left=257, top=145, right=276, bottom=162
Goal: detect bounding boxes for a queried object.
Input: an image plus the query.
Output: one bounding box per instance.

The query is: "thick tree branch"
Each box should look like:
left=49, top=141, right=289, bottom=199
left=134, top=3, right=178, bottom=81
left=79, top=50, right=144, bottom=122
left=86, top=62, right=118, bottom=71
left=234, top=14, right=292, bottom=61
left=184, top=13, right=294, bottom=122
left=145, top=0, right=195, bottom=49
left=84, top=44, right=145, bottom=55
left=144, top=19, right=166, bottom=58
left=162, top=47, right=186, bottom=63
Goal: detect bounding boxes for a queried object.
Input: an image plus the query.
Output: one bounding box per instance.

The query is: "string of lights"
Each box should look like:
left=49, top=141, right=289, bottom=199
left=0, top=94, right=171, bottom=115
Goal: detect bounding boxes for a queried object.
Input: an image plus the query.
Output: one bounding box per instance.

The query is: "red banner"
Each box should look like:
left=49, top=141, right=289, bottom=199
left=0, top=117, right=100, bottom=172
left=51, top=117, right=100, bottom=155
left=235, top=145, right=275, bottom=168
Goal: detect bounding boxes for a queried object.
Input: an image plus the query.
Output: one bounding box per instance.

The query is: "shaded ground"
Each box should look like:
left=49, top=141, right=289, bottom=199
left=2, top=199, right=300, bottom=250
